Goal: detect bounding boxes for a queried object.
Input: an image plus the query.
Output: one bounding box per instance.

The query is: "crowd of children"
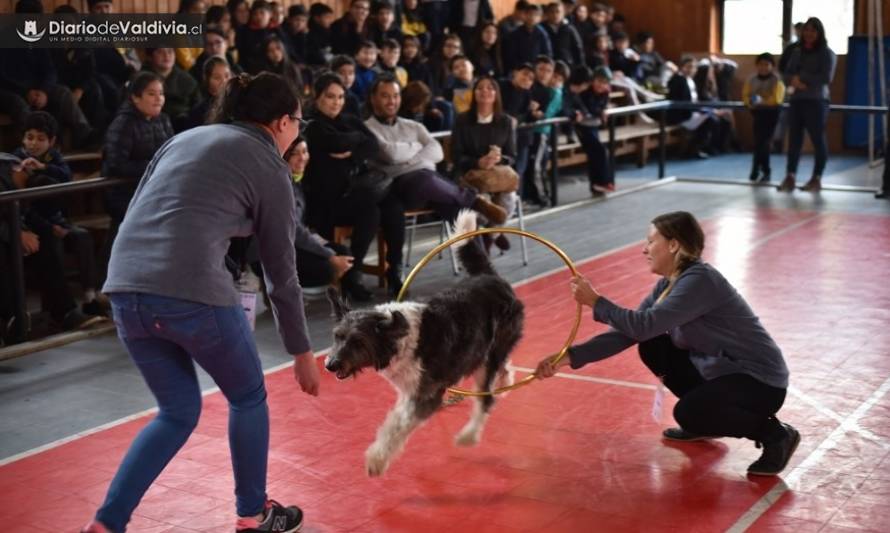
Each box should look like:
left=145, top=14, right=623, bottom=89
left=2, top=0, right=845, bottom=347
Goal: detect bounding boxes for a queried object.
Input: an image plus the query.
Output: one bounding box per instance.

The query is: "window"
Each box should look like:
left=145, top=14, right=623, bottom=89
left=791, top=0, right=855, bottom=55
left=721, top=0, right=855, bottom=55
left=722, top=0, right=784, bottom=55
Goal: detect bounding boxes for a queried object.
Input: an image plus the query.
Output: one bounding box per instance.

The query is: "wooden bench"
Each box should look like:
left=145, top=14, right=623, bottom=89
left=554, top=123, right=684, bottom=168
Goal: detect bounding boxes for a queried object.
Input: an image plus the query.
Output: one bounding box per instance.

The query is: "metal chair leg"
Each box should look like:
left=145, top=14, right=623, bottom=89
left=404, top=214, right=418, bottom=270
left=516, top=198, right=529, bottom=266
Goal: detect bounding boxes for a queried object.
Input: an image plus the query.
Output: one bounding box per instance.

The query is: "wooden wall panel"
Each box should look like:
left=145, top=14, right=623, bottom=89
left=609, top=0, right=718, bottom=62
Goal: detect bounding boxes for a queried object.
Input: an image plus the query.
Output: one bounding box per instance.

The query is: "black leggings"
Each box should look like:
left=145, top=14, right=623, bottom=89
left=639, top=335, right=786, bottom=442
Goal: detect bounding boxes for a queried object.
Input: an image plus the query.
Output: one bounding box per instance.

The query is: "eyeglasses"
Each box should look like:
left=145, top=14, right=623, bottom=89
left=288, top=114, right=309, bottom=127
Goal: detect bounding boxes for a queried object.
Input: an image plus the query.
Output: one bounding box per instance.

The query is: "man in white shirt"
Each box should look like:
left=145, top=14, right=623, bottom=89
left=364, top=75, right=508, bottom=226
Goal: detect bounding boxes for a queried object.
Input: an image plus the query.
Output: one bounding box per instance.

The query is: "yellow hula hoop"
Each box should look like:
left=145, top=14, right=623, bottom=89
left=396, top=227, right=582, bottom=398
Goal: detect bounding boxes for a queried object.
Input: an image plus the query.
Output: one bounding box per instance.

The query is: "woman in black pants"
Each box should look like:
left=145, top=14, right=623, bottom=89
left=302, top=73, right=404, bottom=301
left=536, top=211, right=799, bottom=476
left=777, top=17, right=837, bottom=193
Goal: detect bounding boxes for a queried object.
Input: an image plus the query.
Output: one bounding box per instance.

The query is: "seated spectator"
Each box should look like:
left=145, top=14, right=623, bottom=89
left=568, top=2, right=593, bottom=42
left=634, top=31, right=676, bottom=90
left=88, top=0, right=139, bottom=114
left=175, top=0, right=208, bottom=71
left=144, top=48, right=202, bottom=132
left=330, top=55, right=363, bottom=117
left=378, top=39, right=408, bottom=87
left=302, top=74, right=403, bottom=302
left=609, top=31, right=640, bottom=78
left=283, top=139, right=354, bottom=289
left=468, top=22, right=504, bottom=79
left=399, top=80, right=453, bottom=133
left=352, top=41, right=380, bottom=102
left=429, top=34, right=464, bottom=96
left=369, top=2, right=403, bottom=47
left=498, top=0, right=528, bottom=42
left=268, top=0, right=285, bottom=27
left=227, top=0, right=250, bottom=30
left=667, top=55, right=723, bottom=158
left=500, top=64, right=536, bottom=181
left=400, top=0, right=431, bottom=51
left=306, top=2, right=335, bottom=66
left=281, top=4, right=310, bottom=65
left=235, top=0, right=280, bottom=74
left=400, top=36, right=434, bottom=88
left=12, top=112, right=105, bottom=317
left=543, top=1, right=585, bottom=66
left=451, top=76, right=520, bottom=253
left=443, top=55, right=476, bottom=114
left=609, top=12, right=627, bottom=38
left=503, top=3, right=552, bottom=73
left=188, top=56, right=232, bottom=128
left=189, top=28, right=243, bottom=84
left=450, top=0, right=494, bottom=47
left=366, top=75, right=507, bottom=224
left=694, top=55, right=738, bottom=152
left=262, top=35, right=305, bottom=93
left=0, top=1, right=96, bottom=149
left=365, top=76, right=508, bottom=290
left=331, top=0, right=372, bottom=56
left=526, top=56, right=559, bottom=206
left=587, top=33, right=611, bottom=70
left=586, top=2, right=609, bottom=38
left=102, top=72, right=175, bottom=273
left=564, top=66, right=613, bottom=196
left=50, top=6, right=113, bottom=136
left=0, top=160, right=101, bottom=338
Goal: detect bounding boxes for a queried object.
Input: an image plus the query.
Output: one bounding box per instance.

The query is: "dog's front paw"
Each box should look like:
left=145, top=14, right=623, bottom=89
left=365, top=445, right=390, bottom=477
left=455, top=427, right=481, bottom=447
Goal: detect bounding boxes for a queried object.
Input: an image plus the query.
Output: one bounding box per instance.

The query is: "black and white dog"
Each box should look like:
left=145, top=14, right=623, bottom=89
left=325, top=210, right=524, bottom=476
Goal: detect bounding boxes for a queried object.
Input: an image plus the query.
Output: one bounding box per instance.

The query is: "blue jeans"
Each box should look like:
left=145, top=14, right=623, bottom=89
left=96, top=293, right=269, bottom=532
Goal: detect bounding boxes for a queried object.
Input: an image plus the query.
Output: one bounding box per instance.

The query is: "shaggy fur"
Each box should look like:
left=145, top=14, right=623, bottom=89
left=325, top=210, right=524, bottom=476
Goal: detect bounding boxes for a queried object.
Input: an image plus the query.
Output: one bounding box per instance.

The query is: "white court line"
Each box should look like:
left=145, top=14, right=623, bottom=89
left=0, top=354, right=327, bottom=468
left=788, top=386, right=890, bottom=450
left=726, top=376, right=890, bottom=533
left=510, top=365, right=656, bottom=391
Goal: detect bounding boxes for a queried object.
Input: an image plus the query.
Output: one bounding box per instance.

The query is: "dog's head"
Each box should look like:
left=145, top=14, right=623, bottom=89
left=324, top=287, right=410, bottom=380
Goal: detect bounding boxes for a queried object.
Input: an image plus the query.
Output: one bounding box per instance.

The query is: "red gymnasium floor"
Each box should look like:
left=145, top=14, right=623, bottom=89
left=1, top=208, right=889, bottom=532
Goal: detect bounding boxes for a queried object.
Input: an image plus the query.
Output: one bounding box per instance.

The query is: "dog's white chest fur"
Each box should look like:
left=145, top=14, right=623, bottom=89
left=375, top=301, right=426, bottom=396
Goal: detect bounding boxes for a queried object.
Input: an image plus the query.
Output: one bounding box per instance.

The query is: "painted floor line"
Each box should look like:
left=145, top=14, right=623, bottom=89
left=726, top=375, right=890, bottom=533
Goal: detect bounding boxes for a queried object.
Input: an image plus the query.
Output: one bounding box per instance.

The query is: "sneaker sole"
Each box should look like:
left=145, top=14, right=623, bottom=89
left=747, top=430, right=801, bottom=476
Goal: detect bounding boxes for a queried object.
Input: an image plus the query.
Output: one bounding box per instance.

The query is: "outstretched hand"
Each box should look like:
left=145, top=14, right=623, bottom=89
left=534, top=354, right=570, bottom=379
left=293, top=351, right=320, bottom=396
left=570, top=275, right=600, bottom=308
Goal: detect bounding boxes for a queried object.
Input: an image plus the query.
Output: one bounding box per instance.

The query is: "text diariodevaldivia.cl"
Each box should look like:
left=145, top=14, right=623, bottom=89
left=46, top=20, right=201, bottom=35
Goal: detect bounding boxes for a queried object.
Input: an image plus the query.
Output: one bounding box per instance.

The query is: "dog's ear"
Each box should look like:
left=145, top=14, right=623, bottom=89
left=327, top=286, right=350, bottom=320
left=376, top=310, right=409, bottom=337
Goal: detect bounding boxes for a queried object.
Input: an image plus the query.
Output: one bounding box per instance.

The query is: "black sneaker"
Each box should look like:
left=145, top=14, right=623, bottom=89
left=748, top=423, right=800, bottom=476
left=662, top=427, right=717, bottom=442
left=236, top=500, right=303, bottom=532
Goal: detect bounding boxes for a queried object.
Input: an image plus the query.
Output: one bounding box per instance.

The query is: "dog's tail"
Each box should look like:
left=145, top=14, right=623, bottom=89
left=450, top=209, right=495, bottom=276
